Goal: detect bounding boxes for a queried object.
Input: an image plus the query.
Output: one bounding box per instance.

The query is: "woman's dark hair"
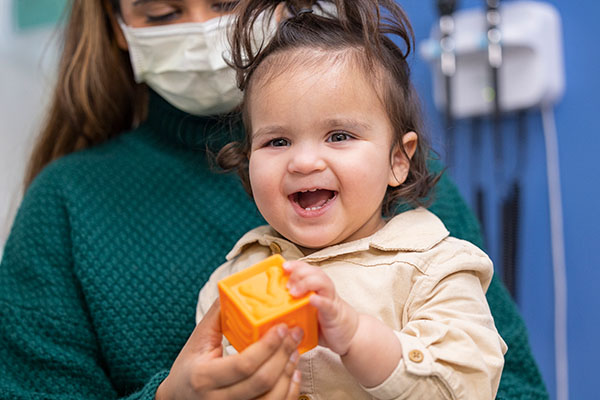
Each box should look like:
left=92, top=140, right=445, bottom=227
left=218, top=0, right=439, bottom=214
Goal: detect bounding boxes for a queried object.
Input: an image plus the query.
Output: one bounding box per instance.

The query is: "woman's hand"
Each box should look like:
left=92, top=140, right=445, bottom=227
left=283, top=260, right=359, bottom=356
left=156, top=301, right=303, bottom=400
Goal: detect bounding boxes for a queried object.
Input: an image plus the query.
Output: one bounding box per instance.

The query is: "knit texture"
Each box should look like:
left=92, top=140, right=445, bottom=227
left=0, top=92, right=547, bottom=399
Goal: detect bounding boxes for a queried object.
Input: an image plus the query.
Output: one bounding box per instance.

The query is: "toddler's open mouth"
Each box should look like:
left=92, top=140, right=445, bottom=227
left=290, top=189, right=337, bottom=211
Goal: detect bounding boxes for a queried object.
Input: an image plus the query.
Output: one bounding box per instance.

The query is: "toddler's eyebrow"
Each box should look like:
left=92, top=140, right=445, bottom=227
left=323, top=118, right=371, bottom=131
left=253, top=125, right=286, bottom=139
left=252, top=119, right=371, bottom=139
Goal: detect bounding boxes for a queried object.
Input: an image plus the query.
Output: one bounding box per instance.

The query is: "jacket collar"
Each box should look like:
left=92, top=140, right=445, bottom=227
left=226, top=208, right=449, bottom=262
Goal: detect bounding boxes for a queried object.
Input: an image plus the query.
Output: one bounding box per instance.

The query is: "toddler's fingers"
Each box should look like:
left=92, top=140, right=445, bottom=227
left=288, top=273, right=334, bottom=299
left=309, top=293, right=337, bottom=318
left=282, top=260, right=313, bottom=274
left=284, top=261, right=317, bottom=288
left=284, top=261, right=327, bottom=285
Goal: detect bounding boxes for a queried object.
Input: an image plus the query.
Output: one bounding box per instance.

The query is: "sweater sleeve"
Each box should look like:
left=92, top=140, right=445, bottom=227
left=0, top=171, right=166, bottom=400
left=486, top=276, right=549, bottom=400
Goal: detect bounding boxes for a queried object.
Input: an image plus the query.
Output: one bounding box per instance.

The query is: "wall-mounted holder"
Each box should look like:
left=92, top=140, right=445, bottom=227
left=420, top=1, right=565, bottom=117
left=422, top=3, right=569, bottom=400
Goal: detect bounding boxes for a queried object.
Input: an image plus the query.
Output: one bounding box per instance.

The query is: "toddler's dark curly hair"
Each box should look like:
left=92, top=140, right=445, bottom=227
left=218, top=0, right=439, bottom=215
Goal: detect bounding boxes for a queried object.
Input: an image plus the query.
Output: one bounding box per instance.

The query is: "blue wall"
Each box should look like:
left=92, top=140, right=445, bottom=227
left=399, top=0, right=600, bottom=399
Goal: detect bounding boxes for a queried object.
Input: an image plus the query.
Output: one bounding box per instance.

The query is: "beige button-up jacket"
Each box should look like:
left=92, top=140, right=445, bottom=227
left=197, top=208, right=507, bottom=399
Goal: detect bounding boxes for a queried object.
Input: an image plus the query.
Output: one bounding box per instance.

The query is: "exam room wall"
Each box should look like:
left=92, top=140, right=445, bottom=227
left=0, top=0, right=59, bottom=252
left=401, top=0, right=600, bottom=399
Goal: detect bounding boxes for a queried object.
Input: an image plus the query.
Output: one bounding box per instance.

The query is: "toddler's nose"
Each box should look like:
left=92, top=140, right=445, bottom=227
left=288, top=148, right=327, bottom=175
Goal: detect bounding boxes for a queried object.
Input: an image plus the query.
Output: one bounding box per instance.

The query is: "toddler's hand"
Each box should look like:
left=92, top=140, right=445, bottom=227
left=283, top=260, right=359, bottom=356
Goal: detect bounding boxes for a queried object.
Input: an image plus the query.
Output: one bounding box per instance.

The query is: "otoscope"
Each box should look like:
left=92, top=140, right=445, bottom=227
left=486, top=0, right=503, bottom=176
left=436, top=0, right=458, bottom=168
left=484, top=0, right=520, bottom=300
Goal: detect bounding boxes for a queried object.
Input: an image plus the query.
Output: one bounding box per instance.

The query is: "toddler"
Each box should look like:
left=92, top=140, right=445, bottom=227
left=197, top=0, right=507, bottom=398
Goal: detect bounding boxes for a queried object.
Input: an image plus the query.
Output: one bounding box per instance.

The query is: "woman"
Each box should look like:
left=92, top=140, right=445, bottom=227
left=0, top=1, right=547, bottom=399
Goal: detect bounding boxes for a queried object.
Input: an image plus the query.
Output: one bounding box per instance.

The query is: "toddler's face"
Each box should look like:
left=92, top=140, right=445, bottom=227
left=247, top=56, right=412, bottom=250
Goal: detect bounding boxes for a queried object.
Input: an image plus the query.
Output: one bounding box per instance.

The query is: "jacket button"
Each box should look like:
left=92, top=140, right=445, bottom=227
left=269, top=242, right=282, bottom=254
left=298, top=395, right=311, bottom=400
left=408, top=349, right=424, bottom=363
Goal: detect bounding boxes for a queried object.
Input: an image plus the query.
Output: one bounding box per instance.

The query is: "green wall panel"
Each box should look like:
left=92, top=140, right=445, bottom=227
left=13, top=0, right=67, bottom=30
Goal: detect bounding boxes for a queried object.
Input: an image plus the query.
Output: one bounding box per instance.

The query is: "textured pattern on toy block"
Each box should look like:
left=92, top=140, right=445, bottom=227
left=218, top=255, right=318, bottom=354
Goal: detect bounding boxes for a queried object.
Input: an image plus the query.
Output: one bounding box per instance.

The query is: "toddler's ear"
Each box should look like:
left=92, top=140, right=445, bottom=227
left=388, top=132, right=418, bottom=187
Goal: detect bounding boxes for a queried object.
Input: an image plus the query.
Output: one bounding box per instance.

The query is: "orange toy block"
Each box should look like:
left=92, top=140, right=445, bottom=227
left=218, top=254, right=318, bottom=354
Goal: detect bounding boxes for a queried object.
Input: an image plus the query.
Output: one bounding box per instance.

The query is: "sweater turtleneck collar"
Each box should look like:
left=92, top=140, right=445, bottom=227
left=143, top=90, right=243, bottom=150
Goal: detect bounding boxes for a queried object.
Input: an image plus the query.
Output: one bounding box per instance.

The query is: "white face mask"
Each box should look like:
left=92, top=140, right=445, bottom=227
left=119, top=15, right=243, bottom=116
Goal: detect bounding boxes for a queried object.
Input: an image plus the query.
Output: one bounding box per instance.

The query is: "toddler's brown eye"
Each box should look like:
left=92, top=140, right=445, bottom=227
left=328, top=132, right=351, bottom=142
left=269, top=138, right=290, bottom=147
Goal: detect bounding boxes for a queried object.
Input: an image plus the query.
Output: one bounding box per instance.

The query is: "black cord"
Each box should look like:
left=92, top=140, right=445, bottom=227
left=486, top=0, right=503, bottom=184
left=436, top=0, right=458, bottom=168
left=501, top=110, right=526, bottom=301
left=470, top=117, right=487, bottom=246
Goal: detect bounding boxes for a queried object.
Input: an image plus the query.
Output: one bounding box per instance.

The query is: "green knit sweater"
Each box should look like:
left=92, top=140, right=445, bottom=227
left=0, top=93, right=547, bottom=399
